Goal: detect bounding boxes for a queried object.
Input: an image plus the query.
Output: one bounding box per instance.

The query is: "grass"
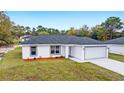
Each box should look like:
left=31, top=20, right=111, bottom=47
left=0, top=48, right=124, bottom=81
left=109, top=53, right=124, bottom=62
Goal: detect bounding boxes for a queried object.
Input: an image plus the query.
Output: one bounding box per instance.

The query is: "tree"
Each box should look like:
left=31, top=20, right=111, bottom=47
left=38, top=31, right=49, bottom=35
left=50, top=28, right=60, bottom=34
left=113, top=32, right=121, bottom=39
left=91, top=25, right=109, bottom=41
left=90, top=27, right=98, bottom=40
left=78, top=25, right=90, bottom=37
left=0, top=11, right=13, bottom=44
left=11, top=25, right=25, bottom=38
left=90, top=31, right=98, bottom=40
left=31, top=27, right=37, bottom=35
left=61, top=30, right=66, bottom=35
left=66, top=27, right=76, bottom=35
left=25, top=26, right=31, bottom=32
left=37, top=25, right=43, bottom=31
left=102, top=17, right=123, bottom=39
left=25, top=26, right=31, bottom=34
left=37, top=25, right=47, bottom=32
left=32, top=27, right=36, bottom=32
left=121, top=30, right=124, bottom=37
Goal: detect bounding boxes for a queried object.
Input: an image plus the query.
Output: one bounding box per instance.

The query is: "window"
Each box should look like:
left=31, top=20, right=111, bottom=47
left=30, top=46, right=37, bottom=56
left=51, top=46, right=60, bottom=54
left=56, top=46, right=60, bottom=54
left=51, top=46, right=55, bottom=54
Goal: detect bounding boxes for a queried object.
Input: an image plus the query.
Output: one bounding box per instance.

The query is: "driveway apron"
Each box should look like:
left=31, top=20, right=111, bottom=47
left=87, top=58, right=124, bottom=76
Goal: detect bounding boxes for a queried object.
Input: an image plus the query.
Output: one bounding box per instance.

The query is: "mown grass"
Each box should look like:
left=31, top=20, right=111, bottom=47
left=109, top=53, right=124, bottom=62
left=0, top=48, right=124, bottom=81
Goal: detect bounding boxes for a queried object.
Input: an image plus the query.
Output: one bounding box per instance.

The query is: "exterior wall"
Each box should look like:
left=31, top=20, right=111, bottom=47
left=108, top=44, right=124, bottom=55
left=61, top=46, right=66, bottom=57
left=37, top=46, right=50, bottom=58
left=68, top=45, right=108, bottom=61
left=22, top=46, right=30, bottom=59
left=69, top=46, right=84, bottom=60
left=61, top=46, right=70, bottom=58
left=22, top=45, right=64, bottom=59
left=65, top=46, right=69, bottom=58
left=22, top=44, right=108, bottom=60
left=22, top=45, right=51, bottom=59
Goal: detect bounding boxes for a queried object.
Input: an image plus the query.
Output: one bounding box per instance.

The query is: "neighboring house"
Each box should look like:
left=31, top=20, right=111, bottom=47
left=21, top=35, right=108, bottom=61
left=105, top=37, right=124, bottom=55
left=20, top=35, right=32, bottom=42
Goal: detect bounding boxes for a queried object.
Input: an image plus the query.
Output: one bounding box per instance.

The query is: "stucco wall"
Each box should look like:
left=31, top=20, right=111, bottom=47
left=108, top=45, right=124, bottom=55
left=22, top=45, right=65, bottom=59
left=69, top=46, right=84, bottom=60
left=22, top=44, right=108, bottom=60
left=61, top=46, right=66, bottom=57
left=22, top=46, right=30, bottom=59
left=22, top=45, right=51, bottom=59
left=37, top=46, right=50, bottom=58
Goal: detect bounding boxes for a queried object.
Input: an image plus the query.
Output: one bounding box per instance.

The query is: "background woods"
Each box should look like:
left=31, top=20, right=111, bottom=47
left=0, top=11, right=124, bottom=45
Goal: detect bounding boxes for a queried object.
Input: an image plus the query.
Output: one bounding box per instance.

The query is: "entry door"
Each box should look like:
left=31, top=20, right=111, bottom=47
left=84, top=46, right=106, bottom=60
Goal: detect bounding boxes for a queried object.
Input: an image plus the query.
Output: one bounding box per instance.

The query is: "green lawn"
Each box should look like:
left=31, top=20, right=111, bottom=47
left=0, top=48, right=124, bottom=81
left=109, top=53, right=124, bottom=62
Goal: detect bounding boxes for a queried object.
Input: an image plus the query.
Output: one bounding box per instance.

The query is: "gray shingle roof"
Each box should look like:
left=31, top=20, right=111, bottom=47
left=21, top=35, right=102, bottom=45
left=104, top=37, right=124, bottom=44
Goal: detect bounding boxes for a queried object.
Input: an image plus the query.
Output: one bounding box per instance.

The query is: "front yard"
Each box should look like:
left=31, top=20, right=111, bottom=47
left=109, top=53, right=124, bottom=62
left=0, top=47, right=124, bottom=81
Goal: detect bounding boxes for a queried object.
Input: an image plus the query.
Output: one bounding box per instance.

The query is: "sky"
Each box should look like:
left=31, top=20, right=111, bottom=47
left=7, top=11, right=124, bottom=30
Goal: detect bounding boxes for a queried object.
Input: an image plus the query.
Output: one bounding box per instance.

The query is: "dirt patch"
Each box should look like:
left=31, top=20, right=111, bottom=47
left=0, top=45, right=17, bottom=60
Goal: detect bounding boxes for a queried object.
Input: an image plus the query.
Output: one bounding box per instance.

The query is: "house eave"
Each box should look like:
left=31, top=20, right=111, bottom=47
left=20, top=43, right=106, bottom=47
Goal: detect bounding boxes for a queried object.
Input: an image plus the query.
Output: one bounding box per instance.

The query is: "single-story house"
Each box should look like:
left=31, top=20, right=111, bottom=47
left=105, top=37, right=124, bottom=55
left=21, top=35, right=108, bottom=62
left=20, top=35, right=32, bottom=42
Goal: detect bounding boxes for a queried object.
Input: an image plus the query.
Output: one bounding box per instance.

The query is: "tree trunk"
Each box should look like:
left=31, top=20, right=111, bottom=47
left=109, top=30, right=113, bottom=40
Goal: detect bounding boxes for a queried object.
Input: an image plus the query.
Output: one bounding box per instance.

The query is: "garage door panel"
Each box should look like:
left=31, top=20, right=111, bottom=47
left=85, top=47, right=106, bottom=60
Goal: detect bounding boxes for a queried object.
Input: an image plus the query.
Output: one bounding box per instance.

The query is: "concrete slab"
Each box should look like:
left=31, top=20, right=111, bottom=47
left=87, top=58, right=124, bottom=76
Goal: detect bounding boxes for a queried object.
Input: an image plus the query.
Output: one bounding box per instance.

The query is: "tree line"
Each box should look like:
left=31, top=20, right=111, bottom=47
left=0, top=11, right=124, bottom=45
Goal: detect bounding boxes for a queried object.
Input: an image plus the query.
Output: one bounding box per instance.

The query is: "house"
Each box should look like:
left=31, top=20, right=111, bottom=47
left=105, top=37, right=124, bottom=55
left=20, top=35, right=32, bottom=42
left=21, top=35, right=108, bottom=62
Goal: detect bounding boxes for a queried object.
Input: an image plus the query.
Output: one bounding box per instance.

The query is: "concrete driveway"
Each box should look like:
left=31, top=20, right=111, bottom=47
left=87, top=58, right=124, bottom=76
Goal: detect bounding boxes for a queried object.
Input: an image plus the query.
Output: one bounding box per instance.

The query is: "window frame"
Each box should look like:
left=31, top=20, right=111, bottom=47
left=50, top=46, right=60, bottom=55
left=30, top=46, right=37, bottom=56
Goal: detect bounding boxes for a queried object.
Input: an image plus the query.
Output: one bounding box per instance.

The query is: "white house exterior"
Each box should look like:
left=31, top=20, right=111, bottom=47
left=106, top=44, right=124, bottom=55
left=105, top=37, right=124, bottom=55
left=21, top=35, right=108, bottom=62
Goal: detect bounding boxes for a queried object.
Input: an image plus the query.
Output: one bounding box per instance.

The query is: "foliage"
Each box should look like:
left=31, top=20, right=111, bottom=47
left=102, top=17, right=123, bottom=39
left=1, top=12, right=124, bottom=45
left=91, top=25, right=108, bottom=41
left=38, top=31, right=49, bottom=35
left=78, top=25, right=90, bottom=37
left=0, top=12, right=13, bottom=44
left=11, top=25, right=25, bottom=38
left=66, top=27, right=76, bottom=35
